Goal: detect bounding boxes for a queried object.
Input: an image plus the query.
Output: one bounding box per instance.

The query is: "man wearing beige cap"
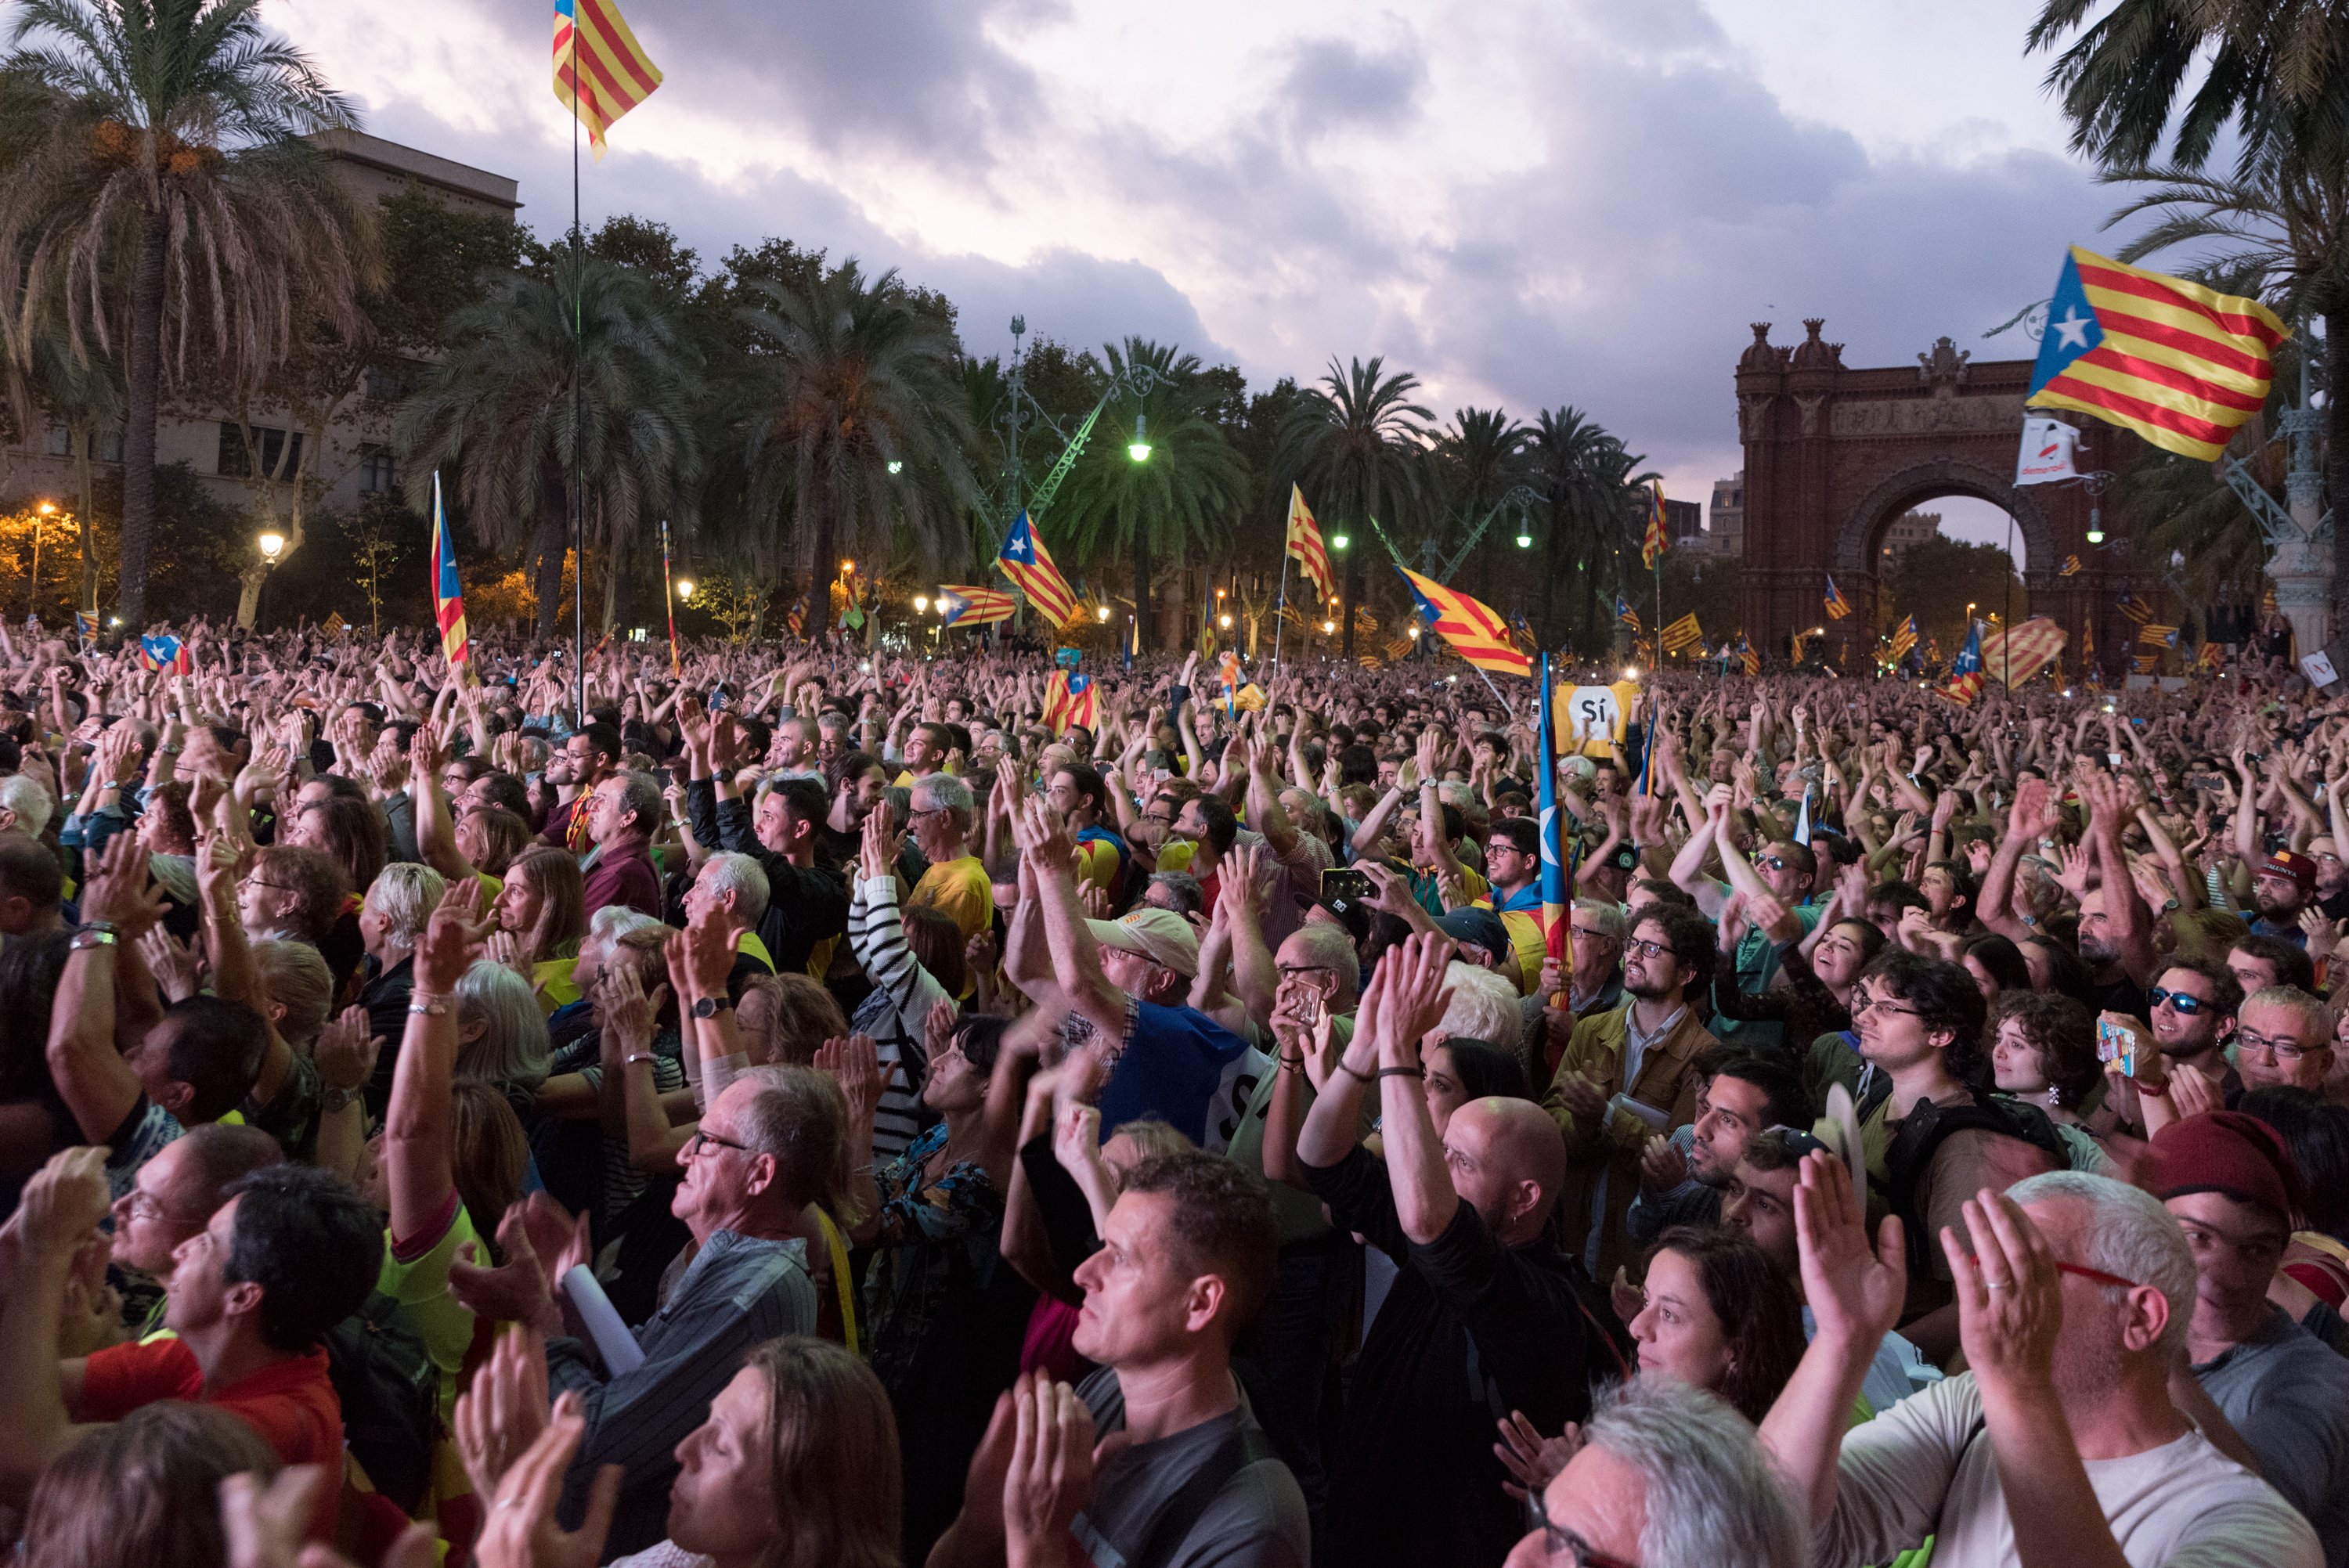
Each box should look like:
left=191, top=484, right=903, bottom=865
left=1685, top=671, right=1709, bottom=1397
left=1010, top=795, right=1266, bottom=1153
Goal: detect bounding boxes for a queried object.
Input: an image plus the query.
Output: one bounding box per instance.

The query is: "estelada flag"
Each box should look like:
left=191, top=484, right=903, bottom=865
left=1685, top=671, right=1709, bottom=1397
left=1659, top=612, right=1704, bottom=655
left=1535, top=651, right=1573, bottom=979
left=2118, top=594, right=2155, bottom=625
left=430, top=471, right=470, bottom=668
left=1940, top=622, right=1986, bottom=705
left=1398, top=564, right=1532, bottom=676
left=322, top=611, right=348, bottom=637
left=2138, top=622, right=2180, bottom=648
left=1285, top=485, right=1334, bottom=604
left=1615, top=595, right=1641, bottom=632
left=998, top=511, right=1080, bottom=628
left=138, top=633, right=191, bottom=674
left=1823, top=576, right=1853, bottom=620
left=1740, top=639, right=1760, bottom=676
left=2199, top=640, right=2225, bottom=670
left=1640, top=480, right=1669, bottom=569
left=553, top=0, right=662, bottom=160
left=2027, top=246, right=2285, bottom=463
left=2060, top=554, right=2082, bottom=577
left=1888, top=615, right=1919, bottom=661
left=785, top=597, right=806, bottom=638
left=938, top=586, right=1015, bottom=629
left=1983, top=618, right=2068, bottom=688
left=1041, top=669, right=1097, bottom=734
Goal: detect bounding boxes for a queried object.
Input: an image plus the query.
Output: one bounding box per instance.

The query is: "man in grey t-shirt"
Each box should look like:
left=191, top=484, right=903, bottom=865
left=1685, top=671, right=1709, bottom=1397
left=929, top=1153, right=1308, bottom=1568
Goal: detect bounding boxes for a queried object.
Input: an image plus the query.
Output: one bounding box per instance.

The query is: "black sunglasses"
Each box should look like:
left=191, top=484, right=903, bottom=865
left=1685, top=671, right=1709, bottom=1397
left=2145, top=987, right=2206, bottom=1016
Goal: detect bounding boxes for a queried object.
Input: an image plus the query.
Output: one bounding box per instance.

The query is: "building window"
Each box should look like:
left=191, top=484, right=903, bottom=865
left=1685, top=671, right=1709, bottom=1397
left=364, top=358, right=425, bottom=402
left=359, top=448, right=397, bottom=494
left=218, top=423, right=304, bottom=479
left=44, top=427, right=69, bottom=457
left=45, top=427, right=123, bottom=462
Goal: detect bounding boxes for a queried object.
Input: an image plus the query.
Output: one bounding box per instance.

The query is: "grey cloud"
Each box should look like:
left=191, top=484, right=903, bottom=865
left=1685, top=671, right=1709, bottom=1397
left=1280, top=35, right=1428, bottom=129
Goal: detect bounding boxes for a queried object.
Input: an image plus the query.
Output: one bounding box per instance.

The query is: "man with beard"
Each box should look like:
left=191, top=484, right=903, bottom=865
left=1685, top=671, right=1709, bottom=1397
left=1626, top=1048, right=1810, bottom=1244
left=2248, top=849, right=2319, bottom=946
left=2103, top=957, right=2244, bottom=1130
left=1545, top=903, right=1721, bottom=1279
left=1670, top=788, right=1825, bottom=1051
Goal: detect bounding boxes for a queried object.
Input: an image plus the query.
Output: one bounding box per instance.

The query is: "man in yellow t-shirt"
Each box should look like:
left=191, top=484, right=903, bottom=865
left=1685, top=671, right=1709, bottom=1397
left=905, top=773, right=992, bottom=940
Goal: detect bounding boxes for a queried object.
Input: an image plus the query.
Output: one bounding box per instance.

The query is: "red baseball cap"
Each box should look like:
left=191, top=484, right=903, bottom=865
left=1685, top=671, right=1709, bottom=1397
left=2259, top=849, right=2318, bottom=895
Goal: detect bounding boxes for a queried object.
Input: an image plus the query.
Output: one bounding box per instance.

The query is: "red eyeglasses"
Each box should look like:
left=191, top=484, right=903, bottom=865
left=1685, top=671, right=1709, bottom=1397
left=1965, top=1257, right=2143, bottom=1292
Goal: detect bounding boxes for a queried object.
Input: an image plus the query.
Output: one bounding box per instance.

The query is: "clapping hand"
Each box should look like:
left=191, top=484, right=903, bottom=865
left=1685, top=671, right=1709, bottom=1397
left=1493, top=1412, right=1582, bottom=1503
left=472, top=1396, right=622, bottom=1568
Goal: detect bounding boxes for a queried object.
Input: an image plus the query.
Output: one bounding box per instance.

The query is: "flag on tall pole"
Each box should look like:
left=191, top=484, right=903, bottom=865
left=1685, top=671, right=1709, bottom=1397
left=552, top=0, right=662, bottom=160
left=1397, top=564, right=1532, bottom=676
left=937, top=586, right=1016, bottom=628
left=1940, top=621, right=1986, bottom=705
left=1823, top=576, right=1853, bottom=620
left=998, top=511, right=1081, bottom=628
left=1888, top=615, right=1918, bottom=662
left=1535, top=652, right=1573, bottom=987
left=1659, top=612, right=1705, bottom=656
left=1284, top=485, right=1335, bottom=604
left=659, top=517, right=680, bottom=673
left=1615, top=595, right=1641, bottom=633
left=2026, top=245, right=2286, bottom=462
left=430, top=471, right=471, bottom=669
left=1640, top=480, right=1669, bottom=569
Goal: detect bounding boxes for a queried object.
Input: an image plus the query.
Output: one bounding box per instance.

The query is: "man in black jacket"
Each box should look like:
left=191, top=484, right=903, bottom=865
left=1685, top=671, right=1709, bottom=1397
left=681, top=703, right=847, bottom=981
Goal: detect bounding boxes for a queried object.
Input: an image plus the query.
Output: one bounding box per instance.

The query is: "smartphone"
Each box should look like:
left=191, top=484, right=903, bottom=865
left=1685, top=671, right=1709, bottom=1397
left=1321, top=867, right=1374, bottom=901
left=2107, top=751, right=2123, bottom=766
left=2095, top=1017, right=2138, bottom=1077
left=709, top=688, right=731, bottom=712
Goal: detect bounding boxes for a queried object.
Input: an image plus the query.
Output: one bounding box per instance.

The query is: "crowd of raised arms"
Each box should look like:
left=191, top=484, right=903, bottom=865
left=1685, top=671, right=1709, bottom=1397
left=6, top=617, right=2349, bottom=1568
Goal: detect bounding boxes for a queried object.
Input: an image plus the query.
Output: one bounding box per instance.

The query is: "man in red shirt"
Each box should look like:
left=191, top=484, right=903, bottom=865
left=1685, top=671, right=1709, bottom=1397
left=581, top=769, right=666, bottom=920
left=0, top=1149, right=382, bottom=1536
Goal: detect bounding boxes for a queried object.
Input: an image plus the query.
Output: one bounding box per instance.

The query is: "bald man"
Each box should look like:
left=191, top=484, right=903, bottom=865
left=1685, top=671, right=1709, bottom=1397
left=1288, top=932, right=1628, bottom=1568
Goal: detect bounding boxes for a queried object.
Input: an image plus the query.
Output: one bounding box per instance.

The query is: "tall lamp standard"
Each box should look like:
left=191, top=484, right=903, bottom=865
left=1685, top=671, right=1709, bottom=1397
left=27, top=501, right=56, bottom=621
left=255, top=531, right=286, bottom=629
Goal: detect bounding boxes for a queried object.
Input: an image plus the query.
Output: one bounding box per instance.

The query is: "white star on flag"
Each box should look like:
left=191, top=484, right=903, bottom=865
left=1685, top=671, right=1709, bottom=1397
left=2051, top=309, right=2091, bottom=350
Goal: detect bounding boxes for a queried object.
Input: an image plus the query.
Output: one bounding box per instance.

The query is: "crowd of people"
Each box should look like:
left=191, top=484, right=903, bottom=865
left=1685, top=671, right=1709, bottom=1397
left=1, top=616, right=2347, bottom=1568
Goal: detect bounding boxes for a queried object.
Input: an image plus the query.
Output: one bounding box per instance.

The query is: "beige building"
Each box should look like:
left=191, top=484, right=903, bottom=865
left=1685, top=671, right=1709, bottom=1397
left=1878, top=509, right=1942, bottom=568
left=1698, top=470, right=1744, bottom=558
left=0, top=131, right=519, bottom=521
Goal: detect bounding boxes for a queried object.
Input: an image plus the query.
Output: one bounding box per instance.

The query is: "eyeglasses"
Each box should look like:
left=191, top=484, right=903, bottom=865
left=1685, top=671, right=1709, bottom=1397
left=1622, top=937, right=1670, bottom=961
left=1849, top=993, right=1921, bottom=1019
left=2235, top=1029, right=2318, bottom=1063
left=240, top=874, right=295, bottom=895
left=2145, top=986, right=2207, bottom=1016
left=1277, top=963, right=1337, bottom=979
left=1569, top=925, right=1618, bottom=943
left=2056, top=1260, right=2144, bottom=1292
left=1525, top=1487, right=1639, bottom=1568
left=681, top=1126, right=752, bottom=1159
left=1757, top=855, right=1792, bottom=871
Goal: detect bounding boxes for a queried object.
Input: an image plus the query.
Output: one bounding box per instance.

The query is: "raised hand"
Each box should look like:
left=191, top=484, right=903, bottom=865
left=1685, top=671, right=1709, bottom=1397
left=1943, top=1188, right=2063, bottom=1393
left=1791, top=1148, right=1905, bottom=1353
left=313, top=1006, right=384, bottom=1096
left=453, top=1321, right=552, bottom=1501
left=814, top=1032, right=885, bottom=1135
left=473, top=1395, right=622, bottom=1568
left=1001, top=1372, right=1098, bottom=1564
left=1493, top=1412, right=1582, bottom=1503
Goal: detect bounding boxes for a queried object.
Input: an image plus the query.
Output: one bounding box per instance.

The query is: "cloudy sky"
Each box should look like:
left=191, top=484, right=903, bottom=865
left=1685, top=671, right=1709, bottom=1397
left=271, top=0, right=2136, bottom=561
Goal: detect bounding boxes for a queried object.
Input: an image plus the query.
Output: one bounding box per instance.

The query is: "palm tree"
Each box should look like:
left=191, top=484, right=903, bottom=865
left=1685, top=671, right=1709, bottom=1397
left=2027, top=0, right=2349, bottom=642
left=737, top=258, right=976, bottom=635
left=1276, top=356, right=1431, bottom=656
left=0, top=0, right=373, bottom=625
left=1525, top=408, right=1615, bottom=651
left=1051, top=339, right=1246, bottom=653
left=396, top=254, right=699, bottom=636
left=1431, top=406, right=1528, bottom=607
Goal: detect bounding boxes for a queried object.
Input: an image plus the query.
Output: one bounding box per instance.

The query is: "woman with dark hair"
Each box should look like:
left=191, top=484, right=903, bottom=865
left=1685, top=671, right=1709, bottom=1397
left=2019, top=931, right=2099, bottom=1007
left=1711, top=881, right=1882, bottom=1108
left=1423, top=1037, right=1530, bottom=1134
left=1985, top=989, right=2111, bottom=1172
left=1628, top=1225, right=1808, bottom=1425
left=0, top=930, right=78, bottom=1213
left=1961, top=932, right=2031, bottom=1000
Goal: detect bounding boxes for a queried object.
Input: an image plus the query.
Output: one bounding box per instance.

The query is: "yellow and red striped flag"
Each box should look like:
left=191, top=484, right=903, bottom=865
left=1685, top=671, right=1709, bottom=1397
left=429, top=472, right=469, bottom=668
left=2117, top=594, right=2156, bottom=625
left=1823, top=576, right=1853, bottom=620
left=1041, top=669, right=1098, bottom=734
left=2026, top=245, right=2285, bottom=462
left=1640, top=480, right=1669, bottom=569
left=2199, top=640, right=2225, bottom=670
left=937, top=586, right=1016, bottom=629
left=1887, top=615, right=1918, bottom=662
left=1398, top=564, right=1532, bottom=676
left=998, top=511, right=1080, bottom=628
left=553, top=0, right=662, bottom=160
left=1983, top=618, right=2068, bottom=688
left=2138, top=622, right=2179, bottom=648
left=2059, top=554, right=2082, bottom=577
left=1659, top=612, right=1705, bottom=656
left=1285, top=485, right=1334, bottom=604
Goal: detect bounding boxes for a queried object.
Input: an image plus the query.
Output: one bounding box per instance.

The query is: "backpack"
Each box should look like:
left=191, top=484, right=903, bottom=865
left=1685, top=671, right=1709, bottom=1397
left=1878, top=1090, right=2067, bottom=1271
left=323, top=1289, right=440, bottom=1516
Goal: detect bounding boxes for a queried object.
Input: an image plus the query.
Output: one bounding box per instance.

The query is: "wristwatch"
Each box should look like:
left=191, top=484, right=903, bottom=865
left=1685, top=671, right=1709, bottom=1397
left=319, top=1084, right=361, bottom=1115
left=409, top=996, right=452, bottom=1016
left=691, top=997, right=734, bottom=1019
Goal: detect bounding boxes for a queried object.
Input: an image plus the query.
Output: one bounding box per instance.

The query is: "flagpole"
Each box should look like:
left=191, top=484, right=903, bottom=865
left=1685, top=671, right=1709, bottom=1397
left=659, top=517, right=679, bottom=674
left=568, top=27, right=586, bottom=722
left=1272, top=549, right=1290, bottom=672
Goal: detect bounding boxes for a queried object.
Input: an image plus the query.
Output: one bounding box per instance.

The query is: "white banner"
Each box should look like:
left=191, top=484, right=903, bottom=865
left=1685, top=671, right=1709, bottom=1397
left=2303, top=651, right=2340, bottom=689
left=2014, top=417, right=2080, bottom=486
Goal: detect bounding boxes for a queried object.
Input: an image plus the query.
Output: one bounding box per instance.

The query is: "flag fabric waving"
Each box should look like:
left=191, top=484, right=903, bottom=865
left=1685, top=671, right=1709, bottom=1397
left=1740, top=639, right=1760, bottom=676
left=998, top=512, right=1081, bottom=628
left=1888, top=615, right=1919, bottom=662
left=2059, top=554, right=2082, bottom=577
left=1284, top=486, right=1335, bottom=604
left=1640, top=480, right=1669, bottom=569
left=138, top=633, right=191, bottom=675
left=73, top=609, right=96, bottom=647
left=430, top=472, right=470, bottom=669
left=937, top=586, right=1016, bottom=629
left=1659, top=612, right=1704, bottom=656
left=1823, top=577, right=1853, bottom=620
left=2026, top=245, right=2286, bottom=462
left=1983, top=618, right=2069, bottom=688
left=1041, top=669, right=1098, bottom=734
left=1397, top=564, right=1532, bottom=676
left=1535, top=653, right=1574, bottom=983
left=1941, top=622, right=1986, bottom=705
left=785, top=597, right=806, bottom=638
left=553, top=0, right=663, bottom=160
left=2199, top=640, right=2225, bottom=671
left=2138, top=622, right=2180, bottom=648
left=322, top=611, right=348, bottom=637
left=2117, top=594, right=2156, bottom=625
left=1615, top=595, right=1641, bottom=633
left=2134, top=652, right=2161, bottom=674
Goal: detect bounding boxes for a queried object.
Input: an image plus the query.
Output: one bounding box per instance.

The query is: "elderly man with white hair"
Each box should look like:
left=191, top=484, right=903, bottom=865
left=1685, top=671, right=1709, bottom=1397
left=905, top=770, right=990, bottom=942
left=681, top=849, right=774, bottom=996
left=1762, top=1157, right=2319, bottom=1568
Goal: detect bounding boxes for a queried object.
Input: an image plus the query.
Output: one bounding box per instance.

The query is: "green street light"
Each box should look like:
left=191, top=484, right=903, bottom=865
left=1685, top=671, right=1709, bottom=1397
left=1515, top=531, right=1533, bottom=549
left=1128, top=411, right=1152, bottom=463
left=886, top=460, right=904, bottom=475
left=1331, top=532, right=1350, bottom=551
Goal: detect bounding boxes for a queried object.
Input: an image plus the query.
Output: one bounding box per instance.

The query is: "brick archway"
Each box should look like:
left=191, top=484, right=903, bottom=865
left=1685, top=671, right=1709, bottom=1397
left=1734, top=319, right=2152, bottom=671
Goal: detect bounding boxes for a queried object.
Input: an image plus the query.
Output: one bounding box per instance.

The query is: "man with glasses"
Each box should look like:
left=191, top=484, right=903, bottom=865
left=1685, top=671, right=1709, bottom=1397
left=1485, top=816, right=1547, bottom=994
left=1503, top=1374, right=1806, bottom=1568
left=450, top=1068, right=832, bottom=1557
left=1669, top=787, right=1824, bottom=1051
left=1761, top=1159, right=2318, bottom=1568
left=1545, top=903, right=1719, bottom=1279
left=103, top=1123, right=285, bottom=1340
left=579, top=769, right=665, bottom=921
left=905, top=773, right=990, bottom=942
left=540, top=720, right=621, bottom=852
left=2142, top=957, right=2243, bottom=1101
left=2154, top=1112, right=2349, bottom=1567
left=2234, top=986, right=2334, bottom=1095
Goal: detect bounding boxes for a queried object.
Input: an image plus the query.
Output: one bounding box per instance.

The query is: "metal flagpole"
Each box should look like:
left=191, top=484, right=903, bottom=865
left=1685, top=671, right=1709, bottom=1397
left=1272, top=549, right=1290, bottom=672
left=569, top=31, right=586, bottom=720
left=659, top=517, right=679, bottom=673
